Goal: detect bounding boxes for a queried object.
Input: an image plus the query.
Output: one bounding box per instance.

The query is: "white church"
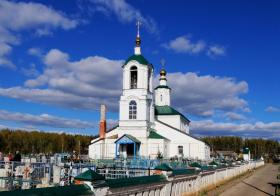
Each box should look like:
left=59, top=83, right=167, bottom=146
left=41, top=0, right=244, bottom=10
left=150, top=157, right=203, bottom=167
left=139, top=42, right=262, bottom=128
left=89, top=25, right=210, bottom=160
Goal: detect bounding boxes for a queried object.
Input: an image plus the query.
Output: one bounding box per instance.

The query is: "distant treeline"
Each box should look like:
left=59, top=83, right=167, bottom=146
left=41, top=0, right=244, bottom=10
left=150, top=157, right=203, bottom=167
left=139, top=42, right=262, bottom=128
left=202, top=136, right=280, bottom=158
left=0, top=129, right=95, bottom=155
left=0, top=129, right=279, bottom=158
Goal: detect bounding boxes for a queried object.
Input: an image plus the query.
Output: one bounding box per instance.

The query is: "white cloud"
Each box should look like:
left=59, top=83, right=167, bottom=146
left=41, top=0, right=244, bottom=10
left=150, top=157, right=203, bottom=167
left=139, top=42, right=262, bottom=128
left=0, top=49, right=123, bottom=111
left=0, top=87, right=118, bottom=111
left=88, top=0, right=158, bottom=34
left=207, top=45, right=226, bottom=57
left=225, top=112, right=246, bottom=121
left=265, top=106, right=280, bottom=113
left=0, top=109, right=94, bottom=129
left=243, top=107, right=251, bottom=113
left=163, top=36, right=206, bottom=54
left=166, top=72, right=248, bottom=116
left=21, top=63, right=40, bottom=77
left=163, top=36, right=226, bottom=58
left=0, top=0, right=78, bottom=69
left=191, top=120, right=280, bottom=137
left=27, top=47, right=43, bottom=57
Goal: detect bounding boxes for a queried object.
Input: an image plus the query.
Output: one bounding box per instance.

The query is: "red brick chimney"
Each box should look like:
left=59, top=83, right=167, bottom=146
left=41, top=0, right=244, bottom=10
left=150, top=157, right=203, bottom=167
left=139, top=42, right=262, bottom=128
left=99, top=104, right=106, bottom=139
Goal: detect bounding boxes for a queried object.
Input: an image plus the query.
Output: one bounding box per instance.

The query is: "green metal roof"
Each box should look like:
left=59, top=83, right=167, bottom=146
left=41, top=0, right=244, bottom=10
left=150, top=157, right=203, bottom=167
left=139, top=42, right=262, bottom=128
left=201, top=165, right=216, bottom=171
left=154, top=85, right=171, bottom=90
left=155, top=105, right=190, bottom=122
left=172, top=168, right=198, bottom=176
left=209, top=161, right=219, bottom=166
left=0, top=185, right=92, bottom=196
left=124, top=54, right=149, bottom=65
left=148, top=129, right=168, bottom=140
left=154, top=163, right=173, bottom=171
left=74, top=169, right=105, bottom=181
left=189, top=162, right=202, bottom=168
left=106, top=175, right=167, bottom=189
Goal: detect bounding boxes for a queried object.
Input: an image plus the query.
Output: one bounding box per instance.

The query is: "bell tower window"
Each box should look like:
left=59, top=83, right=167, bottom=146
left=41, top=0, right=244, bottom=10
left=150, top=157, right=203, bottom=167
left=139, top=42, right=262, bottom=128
left=129, top=100, right=137, bottom=119
left=130, top=66, right=137, bottom=89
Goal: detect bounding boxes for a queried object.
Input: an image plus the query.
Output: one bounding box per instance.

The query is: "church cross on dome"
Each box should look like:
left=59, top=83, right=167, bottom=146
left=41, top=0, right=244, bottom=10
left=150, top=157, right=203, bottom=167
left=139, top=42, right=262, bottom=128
left=136, top=20, right=141, bottom=38
left=160, top=58, right=166, bottom=69
left=135, top=20, right=141, bottom=47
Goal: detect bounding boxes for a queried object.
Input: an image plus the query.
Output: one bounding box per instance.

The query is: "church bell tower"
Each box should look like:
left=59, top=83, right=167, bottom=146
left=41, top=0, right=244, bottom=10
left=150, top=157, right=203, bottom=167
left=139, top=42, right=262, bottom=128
left=118, top=21, right=154, bottom=137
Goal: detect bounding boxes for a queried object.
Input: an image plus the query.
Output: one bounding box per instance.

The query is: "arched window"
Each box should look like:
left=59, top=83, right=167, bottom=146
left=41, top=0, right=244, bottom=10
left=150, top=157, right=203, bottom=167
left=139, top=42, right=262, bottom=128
left=160, top=94, right=163, bottom=102
left=129, top=100, right=137, bottom=119
left=130, top=66, right=137, bottom=89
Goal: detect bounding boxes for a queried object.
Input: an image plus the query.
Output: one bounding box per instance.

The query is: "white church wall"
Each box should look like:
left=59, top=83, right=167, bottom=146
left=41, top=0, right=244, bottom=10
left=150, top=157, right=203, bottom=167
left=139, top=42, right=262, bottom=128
left=147, top=139, right=166, bottom=158
left=155, top=88, right=170, bottom=106
left=117, top=127, right=148, bottom=139
left=89, top=139, right=116, bottom=159
left=157, top=115, right=181, bottom=131
left=154, top=120, right=209, bottom=160
left=89, top=141, right=101, bottom=159
left=119, top=95, right=152, bottom=131
left=136, top=138, right=151, bottom=158
left=156, top=115, right=190, bottom=133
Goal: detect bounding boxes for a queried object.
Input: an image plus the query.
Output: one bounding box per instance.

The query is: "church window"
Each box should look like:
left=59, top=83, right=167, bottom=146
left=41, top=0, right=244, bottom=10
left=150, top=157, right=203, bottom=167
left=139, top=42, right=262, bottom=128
left=160, top=94, right=163, bottom=102
left=178, top=146, right=183, bottom=155
left=130, top=66, right=137, bottom=89
left=129, top=100, right=137, bottom=119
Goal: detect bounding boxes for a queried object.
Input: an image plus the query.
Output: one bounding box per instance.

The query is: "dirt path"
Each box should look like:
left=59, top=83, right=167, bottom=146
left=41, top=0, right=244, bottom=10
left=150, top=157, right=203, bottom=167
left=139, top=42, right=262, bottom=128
left=218, top=164, right=278, bottom=196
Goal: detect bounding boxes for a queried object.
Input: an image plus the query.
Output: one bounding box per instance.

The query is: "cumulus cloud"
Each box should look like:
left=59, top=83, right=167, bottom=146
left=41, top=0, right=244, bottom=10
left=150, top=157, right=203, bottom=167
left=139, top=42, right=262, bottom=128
left=0, top=87, right=117, bottom=111
left=21, top=63, right=40, bottom=77
left=191, top=120, right=280, bottom=139
left=225, top=112, right=246, bottom=121
left=265, top=106, right=280, bottom=113
left=0, top=49, right=123, bottom=111
left=86, top=0, right=158, bottom=34
left=163, top=36, right=226, bottom=57
left=27, top=47, right=43, bottom=57
left=0, top=109, right=94, bottom=128
left=163, top=36, right=206, bottom=54
left=166, top=72, right=248, bottom=116
left=207, top=45, right=226, bottom=57
left=0, top=0, right=78, bottom=69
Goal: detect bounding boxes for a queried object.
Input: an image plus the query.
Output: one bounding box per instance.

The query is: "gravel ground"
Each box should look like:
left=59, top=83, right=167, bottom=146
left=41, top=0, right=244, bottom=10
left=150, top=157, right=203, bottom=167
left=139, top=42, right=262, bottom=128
left=219, top=163, right=278, bottom=196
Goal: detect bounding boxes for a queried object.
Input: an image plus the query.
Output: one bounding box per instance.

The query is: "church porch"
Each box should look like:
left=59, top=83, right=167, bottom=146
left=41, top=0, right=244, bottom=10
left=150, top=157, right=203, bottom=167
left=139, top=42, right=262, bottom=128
left=115, top=134, right=141, bottom=159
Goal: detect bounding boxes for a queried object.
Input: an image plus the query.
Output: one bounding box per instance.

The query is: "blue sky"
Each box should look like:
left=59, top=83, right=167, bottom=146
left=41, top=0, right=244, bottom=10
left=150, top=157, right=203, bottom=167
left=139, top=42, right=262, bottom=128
left=0, top=0, right=279, bottom=140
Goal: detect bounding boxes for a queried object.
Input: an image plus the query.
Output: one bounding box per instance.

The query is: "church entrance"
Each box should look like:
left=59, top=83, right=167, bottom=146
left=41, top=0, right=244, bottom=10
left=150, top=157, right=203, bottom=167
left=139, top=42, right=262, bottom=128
left=126, top=143, right=134, bottom=157
left=115, top=134, right=141, bottom=159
